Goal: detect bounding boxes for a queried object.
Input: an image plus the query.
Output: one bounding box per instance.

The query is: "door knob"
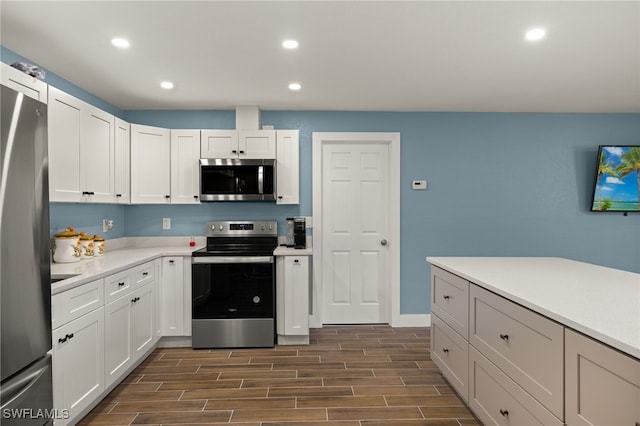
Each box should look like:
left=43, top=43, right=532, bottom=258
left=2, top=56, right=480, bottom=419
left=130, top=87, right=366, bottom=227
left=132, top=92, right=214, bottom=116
left=380, top=239, right=388, bottom=246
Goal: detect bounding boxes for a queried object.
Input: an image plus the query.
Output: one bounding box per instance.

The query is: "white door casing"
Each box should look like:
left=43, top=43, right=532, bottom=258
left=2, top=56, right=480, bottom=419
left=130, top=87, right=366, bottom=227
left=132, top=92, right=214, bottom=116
left=312, top=132, right=400, bottom=326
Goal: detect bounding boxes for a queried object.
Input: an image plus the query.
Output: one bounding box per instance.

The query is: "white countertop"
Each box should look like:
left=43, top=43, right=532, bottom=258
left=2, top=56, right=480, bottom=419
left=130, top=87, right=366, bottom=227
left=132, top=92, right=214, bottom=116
left=51, top=245, right=202, bottom=295
left=273, top=244, right=313, bottom=256
left=426, top=257, right=640, bottom=360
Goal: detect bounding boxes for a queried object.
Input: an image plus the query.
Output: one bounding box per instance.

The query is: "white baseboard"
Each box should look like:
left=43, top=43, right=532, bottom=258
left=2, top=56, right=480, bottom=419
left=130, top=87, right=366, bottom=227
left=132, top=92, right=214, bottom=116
left=392, top=314, right=431, bottom=327
left=309, top=314, right=431, bottom=329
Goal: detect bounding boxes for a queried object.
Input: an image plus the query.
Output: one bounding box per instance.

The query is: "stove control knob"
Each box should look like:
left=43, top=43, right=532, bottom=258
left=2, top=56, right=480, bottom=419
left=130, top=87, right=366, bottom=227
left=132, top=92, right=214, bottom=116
left=269, top=225, right=273, bottom=230
left=219, top=225, right=224, bottom=231
left=261, top=225, right=266, bottom=231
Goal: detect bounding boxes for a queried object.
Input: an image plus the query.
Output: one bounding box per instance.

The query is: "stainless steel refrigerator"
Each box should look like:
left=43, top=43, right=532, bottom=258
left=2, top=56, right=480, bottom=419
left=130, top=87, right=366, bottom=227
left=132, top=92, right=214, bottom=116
left=0, top=84, right=53, bottom=425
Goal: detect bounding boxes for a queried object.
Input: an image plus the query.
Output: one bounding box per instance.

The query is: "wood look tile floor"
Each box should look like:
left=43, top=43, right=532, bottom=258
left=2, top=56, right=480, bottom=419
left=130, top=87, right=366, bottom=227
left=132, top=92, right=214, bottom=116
left=79, top=326, right=481, bottom=425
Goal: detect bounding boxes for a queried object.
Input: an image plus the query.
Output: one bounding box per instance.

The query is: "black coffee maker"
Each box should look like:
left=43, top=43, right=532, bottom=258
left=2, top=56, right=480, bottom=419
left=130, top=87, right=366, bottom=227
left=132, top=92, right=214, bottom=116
left=286, top=217, right=306, bottom=249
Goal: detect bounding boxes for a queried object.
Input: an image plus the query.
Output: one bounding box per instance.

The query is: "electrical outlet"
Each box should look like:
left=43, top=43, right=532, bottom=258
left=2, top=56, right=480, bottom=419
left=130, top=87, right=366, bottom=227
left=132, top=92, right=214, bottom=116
left=162, top=217, right=171, bottom=230
left=102, top=219, right=114, bottom=232
left=305, top=216, right=313, bottom=228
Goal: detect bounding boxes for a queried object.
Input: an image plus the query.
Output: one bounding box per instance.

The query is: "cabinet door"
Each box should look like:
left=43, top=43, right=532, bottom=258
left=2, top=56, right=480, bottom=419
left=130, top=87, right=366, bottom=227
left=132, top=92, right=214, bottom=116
left=130, top=124, right=170, bottom=203
left=239, top=130, right=276, bottom=159
left=131, top=284, right=155, bottom=360
left=114, top=118, right=130, bottom=204
left=81, top=104, right=115, bottom=203
left=48, top=87, right=82, bottom=202
left=283, top=256, right=309, bottom=335
left=52, top=307, right=104, bottom=426
left=565, top=329, right=640, bottom=426
left=1, top=62, right=48, bottom=102
left=104, top=296, right=132, bottom=388
left=276, top=130, right=299, bottom=204
left=160, top=257, right=184, bottom=335
left=201, top=130, right=238, bottom=158
left=170, top=130, right=201, bottom=204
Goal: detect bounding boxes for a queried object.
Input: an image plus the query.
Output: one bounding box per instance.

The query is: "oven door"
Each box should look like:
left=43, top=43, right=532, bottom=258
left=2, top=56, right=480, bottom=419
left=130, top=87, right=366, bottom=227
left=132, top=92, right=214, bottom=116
left=192, top=256, right=275, bottom=319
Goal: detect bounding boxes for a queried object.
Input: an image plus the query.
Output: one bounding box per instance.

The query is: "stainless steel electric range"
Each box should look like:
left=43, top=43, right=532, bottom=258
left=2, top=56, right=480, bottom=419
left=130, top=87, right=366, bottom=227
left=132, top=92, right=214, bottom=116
left=191, top=221, right=278, bottom=348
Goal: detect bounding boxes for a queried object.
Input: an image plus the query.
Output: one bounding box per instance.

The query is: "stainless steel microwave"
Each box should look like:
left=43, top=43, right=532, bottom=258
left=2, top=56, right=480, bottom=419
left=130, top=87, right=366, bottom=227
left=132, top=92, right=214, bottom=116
left=199, top=158, right=276, bottom=201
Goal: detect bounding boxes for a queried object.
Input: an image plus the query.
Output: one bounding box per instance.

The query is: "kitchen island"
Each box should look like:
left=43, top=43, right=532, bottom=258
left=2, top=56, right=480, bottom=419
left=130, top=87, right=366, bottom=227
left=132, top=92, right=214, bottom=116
left=425, top=257, right=640, bottom=426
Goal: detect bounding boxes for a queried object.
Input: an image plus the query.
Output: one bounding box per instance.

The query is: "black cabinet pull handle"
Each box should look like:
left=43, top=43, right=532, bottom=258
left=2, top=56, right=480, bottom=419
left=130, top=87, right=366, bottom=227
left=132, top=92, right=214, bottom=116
left=193, top=195, right=198, bottom=199
left=169, top=260, right=174, bottom=263
left=82, top=191, right=90, bottom=195
left=278, top=195, right=283, bottom=199
left=58, top=337, right=67, bottom=343
left=500, top=334, right=509, bottom=341
left=232, top=150, right=237, bottom=154
left=142, top=272, right=149, bottom=276
left=67, top=333, right=74, bottom=340
left=165, top=195, right=170, bottom=199
left=239, top=150, right=245, bottom=154
left=118, top=282, right=125, bottom=287
left=132, top=296, right=140, bottom=303
left=442, top=348, right=449, bottom=354
left=116, top=193, right=122, bottom=197
left=499, top=409, right=509, bottom=417
left=443, top=295, right=450, bottom=300
left=294, top=259, right=299, bottom=263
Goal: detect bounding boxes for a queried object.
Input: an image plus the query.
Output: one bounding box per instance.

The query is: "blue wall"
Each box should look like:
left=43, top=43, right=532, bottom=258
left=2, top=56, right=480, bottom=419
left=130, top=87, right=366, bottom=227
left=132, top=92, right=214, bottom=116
left=4, top=46, right=639, bottom=315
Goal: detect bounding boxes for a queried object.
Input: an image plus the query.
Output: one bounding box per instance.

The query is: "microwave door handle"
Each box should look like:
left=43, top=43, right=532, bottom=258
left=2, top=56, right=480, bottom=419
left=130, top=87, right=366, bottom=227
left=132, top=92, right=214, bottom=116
left=258, top=166, right=264, bottom=194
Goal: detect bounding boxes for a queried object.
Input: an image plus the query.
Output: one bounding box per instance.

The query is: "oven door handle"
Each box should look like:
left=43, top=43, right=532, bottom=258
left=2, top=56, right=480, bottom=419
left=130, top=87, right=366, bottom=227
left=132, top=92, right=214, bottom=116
left=192, top=256, right=274, bottom=264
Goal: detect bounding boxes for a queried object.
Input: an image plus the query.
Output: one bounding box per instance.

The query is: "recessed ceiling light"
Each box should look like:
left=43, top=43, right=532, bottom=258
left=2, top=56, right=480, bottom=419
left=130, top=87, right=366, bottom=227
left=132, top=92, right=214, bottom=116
left=111, top=38, right=130, bottom=48
left=288, top=82, right=301, bottom=91
left=160, top=81, right=174, bottom=90
left=282, top=40, right=299, bottom=49
left=525, top=28, right=546, bottom=41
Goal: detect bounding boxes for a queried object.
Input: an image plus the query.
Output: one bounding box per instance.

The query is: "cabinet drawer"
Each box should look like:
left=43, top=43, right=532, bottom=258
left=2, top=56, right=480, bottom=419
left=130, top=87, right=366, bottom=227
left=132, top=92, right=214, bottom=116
left=431, top=266, right=468, bottom=339
left=468, top=346, right=562, bottom=426
left=565, top=329, right=640, bottom=426
left=132, top=261, right=154, bottom=288
left=469, top=284, right=563, bottom=419
left=104, top=269, right=132, bottom=304
left=431, top=313, right=468, bottom=402
left=53, top=279, right=104, bottom=327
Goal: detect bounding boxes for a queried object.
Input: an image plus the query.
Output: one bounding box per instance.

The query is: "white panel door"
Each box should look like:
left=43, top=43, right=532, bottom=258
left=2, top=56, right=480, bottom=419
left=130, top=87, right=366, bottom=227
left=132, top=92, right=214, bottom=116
left=239, top=130, right=276, bottom=158
left=200, top=130, right=238, bottom=158
left=130, top=124, right=170, bottom=203
left=114, top=118, right=130, bottom=203
left=170, top=130, right=201, bottom=204
left=48, top=87, right=82, bottom=202
left=81, top=105, right=114, bottom=203
left=104, top=296, right=132, bottom=388
left=321, top=142, right=389, bottom=323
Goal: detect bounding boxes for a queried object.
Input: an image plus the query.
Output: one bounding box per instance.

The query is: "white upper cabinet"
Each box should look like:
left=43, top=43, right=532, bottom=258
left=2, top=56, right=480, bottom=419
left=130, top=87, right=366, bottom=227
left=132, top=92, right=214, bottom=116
left=275, top=130, right=299, bottom=204
left=239, top=130, right=276, bottom=159
left=1, top=61, right=48, bottom=103
left=170, top=130, right=201, bottom=204
left=114, top=118, right=130, bottom=204
left=82, top=104, right=115, bottom=203
left=48, top=87, right=115, bottom=203
left=130, top=124, right=171, bottom=204
left=48, top=87, right=82, bottom=202
left=201, top=129, right=276, bottom=159
left=200, top=130, right=238, bottom=159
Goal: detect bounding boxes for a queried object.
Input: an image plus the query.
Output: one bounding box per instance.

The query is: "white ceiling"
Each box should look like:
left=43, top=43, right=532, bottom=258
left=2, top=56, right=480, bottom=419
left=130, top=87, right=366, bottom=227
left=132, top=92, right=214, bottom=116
left=1, top=1, right=639, bottom=113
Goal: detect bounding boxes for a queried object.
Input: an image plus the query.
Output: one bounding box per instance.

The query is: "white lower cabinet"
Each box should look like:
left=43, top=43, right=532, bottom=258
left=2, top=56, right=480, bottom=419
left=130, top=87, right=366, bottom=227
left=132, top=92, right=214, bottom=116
left=431, top=313, right=468, bottom=402
left=131, top=283, right=156, bottom=358
left=468, top=346, right=562, bottom=426
left=565, top=329, right=640, bottom=426
left=160, top=256, right=187, bottom=336
left=276, top=255, right=310, bottom=344
left=104, top=292, right=133, bottom=388
left=52, top=307, right=104, bottom=426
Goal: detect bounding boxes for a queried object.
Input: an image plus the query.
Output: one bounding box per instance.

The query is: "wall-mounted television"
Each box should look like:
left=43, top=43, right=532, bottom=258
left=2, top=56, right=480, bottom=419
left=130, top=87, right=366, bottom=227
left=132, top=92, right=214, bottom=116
left=590, top=145, right=640, bottom=212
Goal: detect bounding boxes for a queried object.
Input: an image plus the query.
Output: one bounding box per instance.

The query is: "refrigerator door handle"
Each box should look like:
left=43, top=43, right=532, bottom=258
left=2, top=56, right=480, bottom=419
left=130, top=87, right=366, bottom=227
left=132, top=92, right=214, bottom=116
left=0, top=361, right=49, bottom=410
